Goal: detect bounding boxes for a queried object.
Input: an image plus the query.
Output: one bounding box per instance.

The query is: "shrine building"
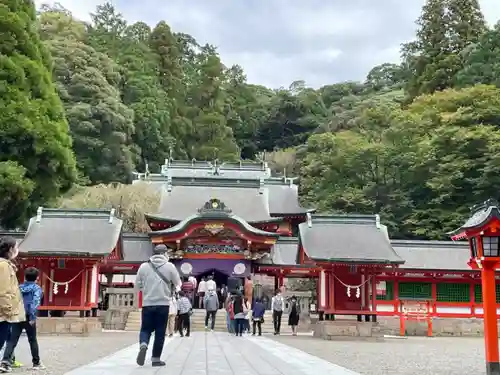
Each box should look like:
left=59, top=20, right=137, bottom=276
left=3, top=159, right=497, bottom=320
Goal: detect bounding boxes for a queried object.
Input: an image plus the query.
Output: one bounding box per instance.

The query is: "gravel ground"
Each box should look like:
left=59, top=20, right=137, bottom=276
left=1, top=332, right=137, bottom=375
left=271, top=335, right=487, bottom=375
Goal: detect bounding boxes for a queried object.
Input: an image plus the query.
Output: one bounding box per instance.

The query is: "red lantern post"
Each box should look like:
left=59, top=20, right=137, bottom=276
left=450, top=199, right=500, bottom=375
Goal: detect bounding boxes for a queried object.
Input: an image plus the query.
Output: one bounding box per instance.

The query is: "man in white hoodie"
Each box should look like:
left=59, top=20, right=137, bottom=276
left=135, top=245, right=181, bottom=367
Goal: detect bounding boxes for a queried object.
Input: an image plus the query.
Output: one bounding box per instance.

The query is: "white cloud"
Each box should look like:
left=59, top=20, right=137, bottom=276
left=35, top=0, right=500, bottom=89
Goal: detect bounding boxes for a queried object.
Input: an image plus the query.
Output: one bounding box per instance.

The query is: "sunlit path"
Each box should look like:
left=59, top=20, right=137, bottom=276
left=63, top=332, right=359, bottom=375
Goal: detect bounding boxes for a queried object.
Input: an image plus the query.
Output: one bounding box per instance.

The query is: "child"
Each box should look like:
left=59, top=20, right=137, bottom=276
left=252, top=298, right=265, bottom=336
left=177, top=291, right=192, bottom=337
left=0, top=267, right=43, bottom=372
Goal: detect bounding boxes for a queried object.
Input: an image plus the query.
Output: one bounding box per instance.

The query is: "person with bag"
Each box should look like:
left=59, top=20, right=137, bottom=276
left=135, top=245, right=181, bottom=367
left=252, top=298, right=265, bottom=336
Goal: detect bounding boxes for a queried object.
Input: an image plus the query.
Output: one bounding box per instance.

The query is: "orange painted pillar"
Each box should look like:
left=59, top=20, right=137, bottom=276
left=481, top=265, right=500, bottom=375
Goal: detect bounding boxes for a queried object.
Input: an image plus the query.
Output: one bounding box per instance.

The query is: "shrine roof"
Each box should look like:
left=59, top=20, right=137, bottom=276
left=392, top=240, right=470, bottom=271
left=258, top=237, right=299, bottom=266
left=144, top=179, right=311, bottom=222
left=148, top=199, right=281, bottom=239
left=122, top=233, right=152, bottom=262
left=134, top=161, right=312, bottom=220
left=152, top=185, right=273, bottom=222
left=299, top=214, right=403, bottom=264
left=448, top=199, right=500, bottom=239
left=19, top=208, right=122, bottom=257
left=134, top=160, right=271, bottom=180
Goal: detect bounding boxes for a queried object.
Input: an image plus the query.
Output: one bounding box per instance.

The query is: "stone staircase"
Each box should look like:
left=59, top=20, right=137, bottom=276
left=125, top=309, right=292, bottom=333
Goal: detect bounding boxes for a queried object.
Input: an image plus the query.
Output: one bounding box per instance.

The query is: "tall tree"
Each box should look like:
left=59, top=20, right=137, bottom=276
left=0, top=0, right=77, bottom=227
left=40, top=10, right=136, bottom=184
left=402, top=0, right=451, bottom=99
left=403, top=0, right=487, bottom=100
left=447, top=0, right=486, bottom=54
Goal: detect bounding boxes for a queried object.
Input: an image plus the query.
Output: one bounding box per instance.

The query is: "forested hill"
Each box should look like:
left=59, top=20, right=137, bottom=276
left=2, top=0, right=500, bottom=240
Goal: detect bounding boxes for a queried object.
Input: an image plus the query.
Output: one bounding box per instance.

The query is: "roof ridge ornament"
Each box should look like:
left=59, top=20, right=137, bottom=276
left=259, top=178, right=264, bottom=194
left=307, top=212, right=312, bottom=227
left=198, top=198, right=232, bottom=215
left=109, top=208, right=116, bottom=224
left=471, top=198, right=499, bottom=213
left=375, top=214, right=381, bottom=229
left=167, top=176, right=172, bottom=192
left=36, top=207, right=43, bottom=223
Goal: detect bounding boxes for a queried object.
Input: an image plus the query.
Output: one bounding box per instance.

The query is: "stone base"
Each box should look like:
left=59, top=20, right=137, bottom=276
left=378, top=316, right=492, bottom=337
left=102, top=309, right=130, bottom=330
left=313, top=320, right=383, bottom=340
left=37, top=317, right=102, bottom=336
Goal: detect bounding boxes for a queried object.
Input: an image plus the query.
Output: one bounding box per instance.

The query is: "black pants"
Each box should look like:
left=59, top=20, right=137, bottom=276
left=234, top=318, right=245, bottom=336
left=252, top=320, right=262, bottom=335
left=178, top=313, right=190, bottom=336
left=3, top=321, right=40, bottom=365
left=0, top=322, right=9, bottom=353
left=273, top=310, right=283, bottom=333
left=139, top=306, right=169, bottom=360
left=205, top=311, right=216, bottom=330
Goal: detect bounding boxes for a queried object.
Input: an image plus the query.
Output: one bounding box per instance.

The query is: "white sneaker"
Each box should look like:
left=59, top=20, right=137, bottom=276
left=205, top=326, right=208, bottom=330
left=32, top=364, right=46, bottom=370
left=210, top=329, right=214, bottom=332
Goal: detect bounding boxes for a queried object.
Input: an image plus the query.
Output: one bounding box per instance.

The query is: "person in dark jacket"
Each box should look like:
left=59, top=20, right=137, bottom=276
left=252, top=298, right=265, bottom=336
left=232, top=293, right=246, bottom=337
left=288, top=295, right=301, bottom=336
left=1, top=267, right=44, bottom=372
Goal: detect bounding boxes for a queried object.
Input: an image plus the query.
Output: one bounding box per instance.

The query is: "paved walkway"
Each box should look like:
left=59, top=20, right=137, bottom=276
left=63, top=332, right=359, bottom=375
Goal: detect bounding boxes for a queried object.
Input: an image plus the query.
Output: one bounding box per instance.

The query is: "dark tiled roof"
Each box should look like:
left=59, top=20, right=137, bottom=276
left=122, top=234, right=152, bottom=262
left=135, top=160, right=272, bottom=180
left=152, top=185, right=274, bottom=222
left=391, top=240, right=470, bottom=271
left=449, top=199, right=500, bottom=239
left=19, top=208, right=122, bottom=256
left=299, top=215, right=403, bottom=264
left=258, top=237, right=299, bottom=266
left=266, top=183, right=312, bottom=215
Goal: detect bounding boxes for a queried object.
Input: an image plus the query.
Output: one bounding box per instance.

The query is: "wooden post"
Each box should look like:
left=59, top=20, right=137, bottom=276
left=481, top=265, right=500, bottom=375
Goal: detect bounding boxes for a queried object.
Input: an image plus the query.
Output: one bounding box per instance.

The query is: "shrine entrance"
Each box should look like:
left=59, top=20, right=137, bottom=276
left=198, top=268, right=229, bottom=289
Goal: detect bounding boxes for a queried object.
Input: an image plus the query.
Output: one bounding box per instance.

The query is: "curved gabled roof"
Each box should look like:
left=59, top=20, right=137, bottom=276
left=449, top=199, right=500, bottom=239
left=149, top=198, right=280, bottom=239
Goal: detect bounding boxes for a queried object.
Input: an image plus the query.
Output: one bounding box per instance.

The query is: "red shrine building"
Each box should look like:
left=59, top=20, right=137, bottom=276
left=2, top=159, right=495, bottom=320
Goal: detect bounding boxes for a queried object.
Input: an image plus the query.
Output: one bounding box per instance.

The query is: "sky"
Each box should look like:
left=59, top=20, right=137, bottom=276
left=35, top=0, right=500, bottom=89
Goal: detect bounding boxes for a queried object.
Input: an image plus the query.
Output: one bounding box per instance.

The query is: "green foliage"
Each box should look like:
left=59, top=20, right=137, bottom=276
left=0, top=0, right=77, bottom=228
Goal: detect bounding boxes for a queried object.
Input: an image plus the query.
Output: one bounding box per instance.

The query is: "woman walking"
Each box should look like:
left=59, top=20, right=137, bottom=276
left=288, top=295, right=300, bottom=336
left=0, top=237, right=24, bottom=351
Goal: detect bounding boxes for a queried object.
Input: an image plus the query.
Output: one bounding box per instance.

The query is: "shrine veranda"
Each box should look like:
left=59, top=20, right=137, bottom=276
left=1, top=159, right=495, bottom=327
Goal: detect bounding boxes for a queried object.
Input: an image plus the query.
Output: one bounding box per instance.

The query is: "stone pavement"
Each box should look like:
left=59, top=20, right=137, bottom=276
left=63, top=332, right=359, bottom=375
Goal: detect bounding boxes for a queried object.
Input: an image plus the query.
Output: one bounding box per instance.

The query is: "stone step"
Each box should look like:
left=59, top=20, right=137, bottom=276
left=124, top=310, right=293, bottom=333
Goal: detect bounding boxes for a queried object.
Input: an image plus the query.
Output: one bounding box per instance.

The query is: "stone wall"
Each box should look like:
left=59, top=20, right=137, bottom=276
left=378, top=316, right=491, bottom=337
left=37, top=317, right=102, bottom=336
left=314, top=321, right=383, bottom=339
